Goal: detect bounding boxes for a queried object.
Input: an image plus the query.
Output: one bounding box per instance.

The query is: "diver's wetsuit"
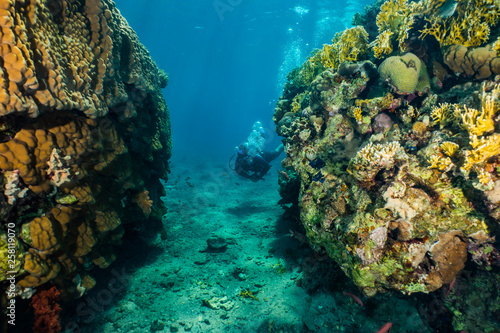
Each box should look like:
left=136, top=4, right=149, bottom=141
left=235, top=147, right=282, bottom=182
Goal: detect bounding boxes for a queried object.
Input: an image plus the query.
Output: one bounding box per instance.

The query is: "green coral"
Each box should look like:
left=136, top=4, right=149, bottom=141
left=0, top=231, right=25, bottom=281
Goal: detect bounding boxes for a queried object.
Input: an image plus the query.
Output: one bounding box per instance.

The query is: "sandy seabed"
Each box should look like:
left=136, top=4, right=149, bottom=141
left=62, top=157, right=430, bottom=333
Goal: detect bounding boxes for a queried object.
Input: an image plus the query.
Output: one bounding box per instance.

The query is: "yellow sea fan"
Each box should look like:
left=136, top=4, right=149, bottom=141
left=420, top=0, right=499, bottom=48
left=420, top=18, right=447, bottom=45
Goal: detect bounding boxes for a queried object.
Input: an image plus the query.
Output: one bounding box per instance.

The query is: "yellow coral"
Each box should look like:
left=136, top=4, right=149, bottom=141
left=440, top=141, right=459, bottom=156
left=460, top=105, right=494, bottom=136
left=349, top=106, right=363, bottom=123
left=459, top=84, right=498, bottom=136
left=239, top=289, right=260, bottom=301
left=477, top=168, right=494, bottom=186
left=412, top=121, right=427, bottom=136
left=375, top=0, right=418, bottom=54
left=430, top=103, right=458, bottom=127
left=493, top=37, right=500, bottom=55
left=376, top=0, right=409, bottom=32
left=428, top=154, right=453, bottom=171
left=420, top=0, right=500, bottom=47
left=319, top=26, right=369, bottom=70
left=371, top=30, right=394, bottom=58
left=463, top=134, right=500, bottom=170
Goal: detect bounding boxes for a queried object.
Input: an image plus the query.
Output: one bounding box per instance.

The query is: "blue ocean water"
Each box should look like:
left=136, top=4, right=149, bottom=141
left=114, top=0, right=374, bottom=162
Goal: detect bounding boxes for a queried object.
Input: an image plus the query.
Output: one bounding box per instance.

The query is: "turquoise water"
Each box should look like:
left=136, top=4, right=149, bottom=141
left=114, top=0, right=374, bottom=162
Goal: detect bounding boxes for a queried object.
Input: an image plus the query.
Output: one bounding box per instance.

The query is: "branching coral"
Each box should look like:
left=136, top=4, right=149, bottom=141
left=375, top=0, right=420, bottom=55
left=463, top=134, right=500, bottom=171
left=430, top=103, right=459, bottom=127
left=319, top=26, right=369, bottom=70
left=494, top=37, right=500, bottom=55
left=460, top=84, right=499, bottom=170
left=428, top=154, right=453, bottom=171
left=371, top=30, right=394, bottom=58
left=420, top=0, right=500, bottom=47
left=348, top=106, right=363, bottom=123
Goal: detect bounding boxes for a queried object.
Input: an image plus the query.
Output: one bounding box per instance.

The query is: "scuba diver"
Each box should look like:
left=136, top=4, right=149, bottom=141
left=230, top=121, right=284, bottom=182
left=234, top=143, right=284, bottom=182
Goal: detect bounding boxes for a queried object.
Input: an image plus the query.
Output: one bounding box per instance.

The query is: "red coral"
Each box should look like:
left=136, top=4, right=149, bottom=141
left=30, top=286, right=62, bottom=333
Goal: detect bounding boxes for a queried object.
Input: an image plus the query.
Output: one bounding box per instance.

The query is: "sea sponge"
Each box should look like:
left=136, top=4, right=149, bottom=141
left=378, top=53, right=427, bottom=94
left=134, top=190, right=153, bottom=216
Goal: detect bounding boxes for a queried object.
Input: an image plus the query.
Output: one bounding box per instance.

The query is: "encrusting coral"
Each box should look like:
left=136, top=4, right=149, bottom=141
left=274, top=0, right=500, bottom=309
left=0, top=0, right=171, bottom=307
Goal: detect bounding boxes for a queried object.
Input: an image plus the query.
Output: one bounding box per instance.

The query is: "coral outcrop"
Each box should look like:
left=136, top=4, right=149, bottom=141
left=274, top=0, right=500, bottom=302
left=0, top=0, right=171, bottom=301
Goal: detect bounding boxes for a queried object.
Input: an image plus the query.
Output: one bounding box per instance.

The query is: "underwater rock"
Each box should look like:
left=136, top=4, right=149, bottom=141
left=0, top=0, right=171, bottom=300
left=274, top=0, right=500, bottom=297
left=206, top=236, right=228, bottom=253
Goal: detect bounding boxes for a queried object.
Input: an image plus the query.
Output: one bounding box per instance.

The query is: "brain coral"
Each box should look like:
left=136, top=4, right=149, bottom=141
left=378, top=52, right=429, bottom=94
left=0, top=0, right=171, bottom=301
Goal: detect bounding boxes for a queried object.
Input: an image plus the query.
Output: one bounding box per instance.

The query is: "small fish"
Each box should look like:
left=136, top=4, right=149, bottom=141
left=436, top=0, right=457, bottom=18
left=376, top=322, right=393, bottom=333
left=342, top=291, right=364, bottom=307
left=289, top=229, right=307, bottom=243
left=278, top=170, right=289, bottom=180
left=445, top=277, right=456, bottom=297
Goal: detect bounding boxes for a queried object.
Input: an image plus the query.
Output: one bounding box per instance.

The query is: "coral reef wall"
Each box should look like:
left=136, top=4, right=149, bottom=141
left=0, top=0, right=170, bottom=298
left=275, top=0, right=500, bottom=299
